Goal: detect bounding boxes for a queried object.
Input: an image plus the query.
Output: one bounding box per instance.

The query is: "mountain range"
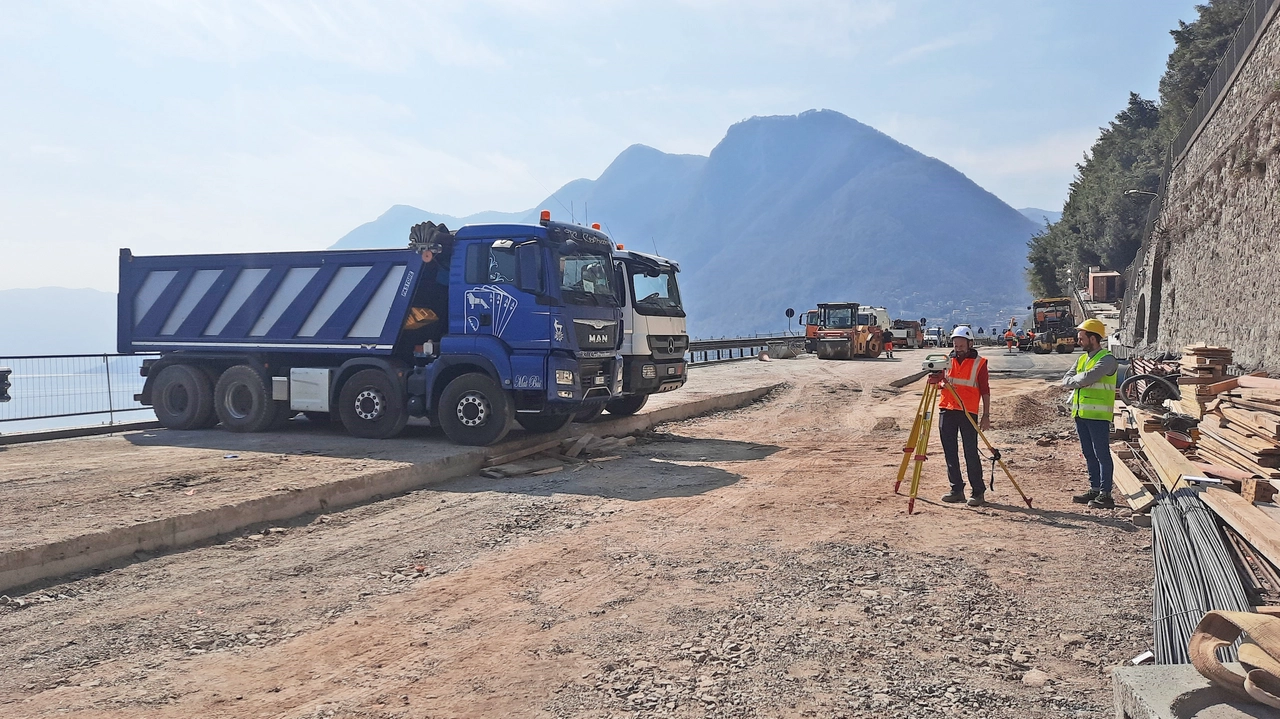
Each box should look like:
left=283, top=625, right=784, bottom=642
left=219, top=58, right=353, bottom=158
left=7, top=110, right=1046, bottom=355
left=337, top=110, right=1038, bottom=336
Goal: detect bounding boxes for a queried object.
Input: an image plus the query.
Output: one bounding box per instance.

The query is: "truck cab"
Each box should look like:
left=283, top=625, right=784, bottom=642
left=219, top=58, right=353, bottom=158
left=120, top=214, right=624, bottom=446
left=599, top=248, right=688, bottom=418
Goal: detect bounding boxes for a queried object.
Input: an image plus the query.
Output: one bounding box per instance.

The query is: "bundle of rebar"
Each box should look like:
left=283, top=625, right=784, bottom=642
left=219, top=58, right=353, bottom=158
left=1151, top=488, right=1252, bottom=664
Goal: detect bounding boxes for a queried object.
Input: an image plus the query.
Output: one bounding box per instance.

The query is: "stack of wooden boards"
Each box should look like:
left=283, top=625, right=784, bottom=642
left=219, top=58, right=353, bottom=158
left=1198, top=375, right=1280, bottom=481
left=480, top=432, right=637, bottom=478
left=1131, top=408, right=1280, bottom=591
left=1176, top=344, right=1235, bottom=417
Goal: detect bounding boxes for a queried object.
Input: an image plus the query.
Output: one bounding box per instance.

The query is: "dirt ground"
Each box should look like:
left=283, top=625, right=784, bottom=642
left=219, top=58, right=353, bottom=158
left=0, top=354, right=1152, bottom=718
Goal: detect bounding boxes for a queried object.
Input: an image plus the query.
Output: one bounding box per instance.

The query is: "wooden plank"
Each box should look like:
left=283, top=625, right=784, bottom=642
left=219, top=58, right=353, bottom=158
left=1111, top=449, right=1157, bottom=513
left=1137, top=412, right=1200, bottom=492
left=1205, top=377, right=1240, bottom=394
left=1239, top=376, right=1280, bottom=391
left=1243, top=478, right=1279, bottom=504
left=1221, top=406, right=1280, bottom=438
left=1197, top=433, right=1280, bottom=479
left=485, top=438, right=570, bottom=468
left=1199, top=487, right=1280, bottom=572
left=564, top=433, right=594, bottom=459
left=1193, top=461, right=1261, bottom=482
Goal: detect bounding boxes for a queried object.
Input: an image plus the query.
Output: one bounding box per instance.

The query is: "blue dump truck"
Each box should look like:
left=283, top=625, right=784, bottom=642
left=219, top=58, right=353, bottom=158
left=118, top=213, right=624, bottom=445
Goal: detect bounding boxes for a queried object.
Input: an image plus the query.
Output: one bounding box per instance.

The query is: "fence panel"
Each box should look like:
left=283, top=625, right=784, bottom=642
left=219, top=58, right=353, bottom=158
left=0, top=354, right=154, bottom=434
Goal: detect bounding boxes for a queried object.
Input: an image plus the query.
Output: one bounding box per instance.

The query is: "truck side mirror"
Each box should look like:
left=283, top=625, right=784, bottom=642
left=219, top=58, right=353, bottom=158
left=515, top=243, right=544, bottom=294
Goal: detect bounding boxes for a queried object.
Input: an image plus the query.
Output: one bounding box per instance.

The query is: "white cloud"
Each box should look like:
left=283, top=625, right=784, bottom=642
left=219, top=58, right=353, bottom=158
left=65, top=0, right=507, bottom=70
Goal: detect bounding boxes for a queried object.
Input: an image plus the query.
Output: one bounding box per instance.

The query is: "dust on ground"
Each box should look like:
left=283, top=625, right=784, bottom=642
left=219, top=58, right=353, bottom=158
left=0, top=356, right=1148, bottom=719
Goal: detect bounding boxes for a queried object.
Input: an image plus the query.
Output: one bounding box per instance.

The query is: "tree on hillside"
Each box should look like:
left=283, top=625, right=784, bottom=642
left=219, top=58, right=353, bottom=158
left=1027, top=94, right=1162, bottom=297
left=1159, top=0, right=1252, bottom=140
left=1025, top=0, right=1250, bottom=298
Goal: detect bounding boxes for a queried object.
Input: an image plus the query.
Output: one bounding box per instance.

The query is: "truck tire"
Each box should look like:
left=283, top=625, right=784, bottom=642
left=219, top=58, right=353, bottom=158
left=152, top=364, right=215, bottom=430
left=606, top=394, right=648, bottom=417
left=572, top=403, right=606, bottom=424
left=214, top=365, right=281, bottom=433
left=1056, top=344, right=1072, bottom=354
left=517, top=413, right=574, bottom=433
left=337, top=369, right=409, bottom=439
left=438, top=373, right=512, bottom=446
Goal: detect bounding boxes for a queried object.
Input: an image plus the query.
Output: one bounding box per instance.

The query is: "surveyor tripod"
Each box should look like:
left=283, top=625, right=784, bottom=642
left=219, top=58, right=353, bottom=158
left=894, top=371, right=1032, bottom=514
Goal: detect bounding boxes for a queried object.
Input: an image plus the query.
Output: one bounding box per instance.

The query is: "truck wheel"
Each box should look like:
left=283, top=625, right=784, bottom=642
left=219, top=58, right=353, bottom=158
left=1056, top=344, right=1072, bottom=354
left=337, top=369, right=408, bottom=439
left=438, top=374, right=512, bottom=446
left=517, top=413, right=574, bottom=433
left=152, top=364, right=215, bottom=430
left=572, top=403, right=606, bottom=424
left=214, top=365, right=280, bottom=432
left=606, top=394, right=648, bottom=417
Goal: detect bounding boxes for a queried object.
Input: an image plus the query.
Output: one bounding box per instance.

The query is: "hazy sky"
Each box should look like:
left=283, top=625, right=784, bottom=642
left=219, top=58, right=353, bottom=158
left=2, top=0, right=1196, bottom=291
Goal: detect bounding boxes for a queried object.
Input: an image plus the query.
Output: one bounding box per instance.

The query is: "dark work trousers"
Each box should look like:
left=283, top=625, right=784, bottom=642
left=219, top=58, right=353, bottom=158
left=1075, top=417, right=1114, bottom=493
left=939, top=408, right=984, bottom=495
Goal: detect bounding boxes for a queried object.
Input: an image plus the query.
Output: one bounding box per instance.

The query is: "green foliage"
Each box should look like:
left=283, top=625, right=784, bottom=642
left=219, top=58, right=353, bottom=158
left=1026, top=0, right=1250, bottom=298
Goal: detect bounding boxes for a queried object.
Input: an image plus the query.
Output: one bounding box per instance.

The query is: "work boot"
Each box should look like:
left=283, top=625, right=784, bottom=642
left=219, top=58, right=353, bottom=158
left=1072, top=489, right=1099, bottom=504
left=940, top=491, right=966, bottom=504
left=1088, top=493, right=1116, bottom=509
left=967, top=494, right=986, bottom=507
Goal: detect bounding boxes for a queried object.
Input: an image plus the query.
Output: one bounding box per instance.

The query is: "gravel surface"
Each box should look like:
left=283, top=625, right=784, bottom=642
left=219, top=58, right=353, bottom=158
left=0, top=353, right=1150, bottom=718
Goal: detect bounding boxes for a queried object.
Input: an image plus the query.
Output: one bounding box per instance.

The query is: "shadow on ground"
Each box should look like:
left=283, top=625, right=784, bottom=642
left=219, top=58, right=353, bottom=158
left=436, top=435, right=783, bottom=502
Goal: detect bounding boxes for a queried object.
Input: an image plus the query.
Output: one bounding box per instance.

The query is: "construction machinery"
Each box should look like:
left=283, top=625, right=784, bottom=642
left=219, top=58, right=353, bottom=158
left=813, top=302, right=884, bottom=360
left=890, top=319, right=923, bottom=349
left=1028, top=297, right=1078, bottom=354
left=800, top=308, right=820, bottom=353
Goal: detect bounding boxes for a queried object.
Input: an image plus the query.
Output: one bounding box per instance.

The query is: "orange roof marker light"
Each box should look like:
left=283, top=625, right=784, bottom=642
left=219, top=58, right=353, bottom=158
left=591, top=223, right=601, bottom=230
left=616, top=244, right=624, bottom=250
left=539, top=209, right=551, bottom=225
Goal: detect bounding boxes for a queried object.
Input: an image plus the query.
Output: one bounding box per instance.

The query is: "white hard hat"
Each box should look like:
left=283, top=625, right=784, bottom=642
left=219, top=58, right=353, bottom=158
left=950, top=326, right=974, bottom=340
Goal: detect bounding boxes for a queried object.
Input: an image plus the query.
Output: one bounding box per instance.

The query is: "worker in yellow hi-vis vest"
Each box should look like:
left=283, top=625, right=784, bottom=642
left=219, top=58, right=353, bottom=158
left=1061, top=318, right=1118, bottom=509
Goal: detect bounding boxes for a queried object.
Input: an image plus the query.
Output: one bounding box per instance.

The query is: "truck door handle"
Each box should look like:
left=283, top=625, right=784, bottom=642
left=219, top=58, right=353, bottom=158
left=480, top=314, right=491, bottom=327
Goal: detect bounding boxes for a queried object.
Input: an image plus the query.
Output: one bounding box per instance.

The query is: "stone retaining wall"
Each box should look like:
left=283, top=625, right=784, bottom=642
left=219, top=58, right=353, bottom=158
left=1125, top=7, right=1280, bottom=371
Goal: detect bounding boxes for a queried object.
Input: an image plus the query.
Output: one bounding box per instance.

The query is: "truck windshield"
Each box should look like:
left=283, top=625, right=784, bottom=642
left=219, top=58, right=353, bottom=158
left=824, top=309, right=853, bottom=328
left=629, top=268, right=684, bottom=317
left=560, top=251, right=617, bottom=306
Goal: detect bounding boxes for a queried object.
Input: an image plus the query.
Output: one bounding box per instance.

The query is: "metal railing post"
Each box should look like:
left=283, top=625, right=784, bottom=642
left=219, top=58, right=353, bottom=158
left=103, top=354, right=115, bottom=426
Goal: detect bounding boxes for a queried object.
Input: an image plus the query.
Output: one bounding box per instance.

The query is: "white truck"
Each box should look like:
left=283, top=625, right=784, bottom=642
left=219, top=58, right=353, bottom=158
left=576, top=249, right=688, bottom=421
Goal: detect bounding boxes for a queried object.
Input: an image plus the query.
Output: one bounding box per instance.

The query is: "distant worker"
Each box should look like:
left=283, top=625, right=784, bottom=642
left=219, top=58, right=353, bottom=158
left=1004, top=329, right=1016, bottom=352
left=1063, top=319, right=1119, bottom=509
left=939, top=326, right=992, bottom=507
left=883, top=330, right=895, bottom=359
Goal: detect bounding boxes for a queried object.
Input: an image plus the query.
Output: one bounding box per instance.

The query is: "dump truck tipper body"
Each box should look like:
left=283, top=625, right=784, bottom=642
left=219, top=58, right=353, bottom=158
left=118, top=219, right=624, bottom=445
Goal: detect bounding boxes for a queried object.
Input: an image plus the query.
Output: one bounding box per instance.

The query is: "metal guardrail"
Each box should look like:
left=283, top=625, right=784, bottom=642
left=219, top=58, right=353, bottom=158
left=0, top=354, right=154, bottom=433
left=687, top=333, right=800, bottom=365
left=1172, top=0, right=1280, bottom=162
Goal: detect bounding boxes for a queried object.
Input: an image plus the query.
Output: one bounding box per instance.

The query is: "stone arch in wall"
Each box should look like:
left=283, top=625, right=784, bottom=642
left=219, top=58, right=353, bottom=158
left=1147, top=251, right=1165, bottom=345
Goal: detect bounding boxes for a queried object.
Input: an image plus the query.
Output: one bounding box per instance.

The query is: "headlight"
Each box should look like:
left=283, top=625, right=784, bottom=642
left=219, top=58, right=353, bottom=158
left=641, top=364, right=657, bottom=379
left=555, top=369, right=575, bottom=386
left=557, top=390, right=574, bottom=399
left=615, top=364, right=624, bottom=381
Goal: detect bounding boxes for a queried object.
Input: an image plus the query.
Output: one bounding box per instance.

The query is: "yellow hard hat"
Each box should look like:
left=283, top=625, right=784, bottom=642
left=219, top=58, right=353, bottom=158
left=1076, top=318, right=1107, bottom=336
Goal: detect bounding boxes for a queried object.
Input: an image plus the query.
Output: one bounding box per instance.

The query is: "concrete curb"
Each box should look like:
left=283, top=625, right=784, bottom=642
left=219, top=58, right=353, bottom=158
left=0, top=421, right=162, bottom=446
left=0, top=383, right=780, bottom=595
